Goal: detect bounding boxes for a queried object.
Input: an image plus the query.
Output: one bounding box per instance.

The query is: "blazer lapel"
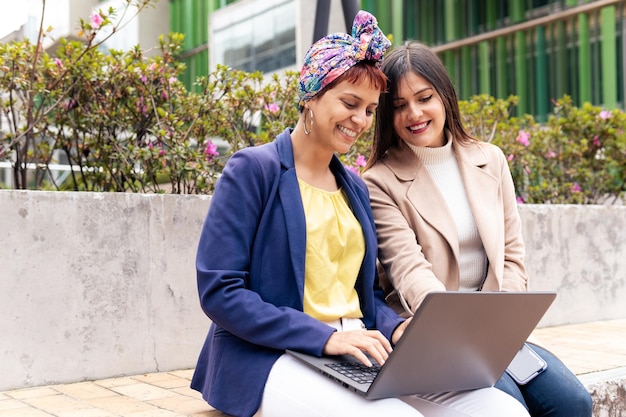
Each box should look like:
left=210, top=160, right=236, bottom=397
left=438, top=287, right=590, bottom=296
left=276, top=131, right=307, bottom=298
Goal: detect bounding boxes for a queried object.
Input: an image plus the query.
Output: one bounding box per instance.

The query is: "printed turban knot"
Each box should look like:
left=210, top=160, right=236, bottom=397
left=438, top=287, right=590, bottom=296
left=298, top=10, right=391, bottom=106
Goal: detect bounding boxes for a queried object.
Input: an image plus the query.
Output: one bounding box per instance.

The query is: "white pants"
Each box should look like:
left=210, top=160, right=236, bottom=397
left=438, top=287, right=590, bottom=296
left=255, top=319, right=530, bottom=417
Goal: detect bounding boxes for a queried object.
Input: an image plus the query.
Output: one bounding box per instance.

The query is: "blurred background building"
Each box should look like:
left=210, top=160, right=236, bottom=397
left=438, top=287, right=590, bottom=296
left=171, top=0, right=625, bottom=121
left=0, top=0, right=168, bottom=55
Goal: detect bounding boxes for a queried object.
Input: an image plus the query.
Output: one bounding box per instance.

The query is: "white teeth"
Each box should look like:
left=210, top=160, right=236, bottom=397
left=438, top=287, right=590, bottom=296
left=409, top=122, right=428, bottom=131
left=338, top=125, right=357, bottom=138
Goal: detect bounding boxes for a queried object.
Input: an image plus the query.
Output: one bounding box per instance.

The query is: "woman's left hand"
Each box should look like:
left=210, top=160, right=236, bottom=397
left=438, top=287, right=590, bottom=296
left=391, top=317, right=412, bottom=345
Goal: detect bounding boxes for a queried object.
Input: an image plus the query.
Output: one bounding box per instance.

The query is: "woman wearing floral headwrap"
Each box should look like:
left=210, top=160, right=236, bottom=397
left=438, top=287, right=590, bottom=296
left=191, top=11, right=530, bottom=417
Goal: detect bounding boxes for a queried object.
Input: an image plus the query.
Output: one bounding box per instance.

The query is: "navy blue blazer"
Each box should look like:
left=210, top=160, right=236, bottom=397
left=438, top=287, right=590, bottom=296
left=190, top=128, right=404, bottom=417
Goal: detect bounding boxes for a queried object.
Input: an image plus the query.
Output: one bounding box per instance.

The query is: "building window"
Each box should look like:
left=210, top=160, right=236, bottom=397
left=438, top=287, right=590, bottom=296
left=211, top=0, right=296, bottom=73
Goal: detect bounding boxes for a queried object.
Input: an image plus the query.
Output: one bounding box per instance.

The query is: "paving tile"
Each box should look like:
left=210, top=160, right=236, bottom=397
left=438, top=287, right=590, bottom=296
left=85, top=395, right=160, bottom=414
left=125, top=409, right=182, bottom=417
left=0, top=398, right=29, bottom=411
left=109, top=382, right=178, bottom=401
left=532, top=318, right=626, bottom=376
left=54, top=408, right=118, bottom=417
left=132, top=373, right=190, bottom=389
left=0, top=407, right=53, bottom=416
left=5, top=387, right=60, bottom=400
left=149, top=395, right=216, bottom=415
left=169, top=370, right=195, bottom=380
left=22, top=393, right=89, bottom=414
left=53, top=382, right=118, bottom=400
left=171, top=386, right=204, bottom=400
left=95, top=376, right=138, bottom=388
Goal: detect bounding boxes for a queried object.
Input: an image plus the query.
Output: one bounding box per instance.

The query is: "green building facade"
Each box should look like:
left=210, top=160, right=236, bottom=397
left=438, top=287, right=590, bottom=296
left=170, top=0, right=625, bottom=120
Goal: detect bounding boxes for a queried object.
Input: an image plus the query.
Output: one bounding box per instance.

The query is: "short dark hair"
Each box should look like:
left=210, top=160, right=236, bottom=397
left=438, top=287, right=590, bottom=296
left=303, top=62, right=387, bottom=111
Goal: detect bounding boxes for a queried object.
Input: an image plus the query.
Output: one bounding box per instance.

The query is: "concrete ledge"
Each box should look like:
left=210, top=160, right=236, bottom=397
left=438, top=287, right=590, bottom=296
left=579, top=368, right=626, bottom=417
left=1, top=191, right=625, bottom=393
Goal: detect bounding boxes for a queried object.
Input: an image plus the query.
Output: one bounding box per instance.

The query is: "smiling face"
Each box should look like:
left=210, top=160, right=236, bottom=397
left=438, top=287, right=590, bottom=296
left=306, top=77, right=380, bottom=154
left=392, top=71, right=447, bottom=148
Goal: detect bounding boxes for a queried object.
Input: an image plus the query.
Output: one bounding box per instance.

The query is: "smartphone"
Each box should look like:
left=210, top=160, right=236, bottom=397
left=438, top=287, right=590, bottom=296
left=505, top=343, right=547, bottom=385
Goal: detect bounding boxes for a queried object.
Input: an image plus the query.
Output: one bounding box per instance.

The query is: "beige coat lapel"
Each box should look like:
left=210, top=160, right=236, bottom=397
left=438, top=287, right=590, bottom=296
left=385, top=142, right=460, bottom=262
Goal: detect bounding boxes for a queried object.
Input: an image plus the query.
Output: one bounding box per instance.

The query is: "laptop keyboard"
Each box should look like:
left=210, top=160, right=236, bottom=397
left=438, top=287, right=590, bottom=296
left=325, top=361, right=381, bottom=384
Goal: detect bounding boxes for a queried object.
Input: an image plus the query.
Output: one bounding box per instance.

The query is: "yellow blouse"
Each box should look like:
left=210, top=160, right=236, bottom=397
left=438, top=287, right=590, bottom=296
left=298, top=178, right=364, bottom=321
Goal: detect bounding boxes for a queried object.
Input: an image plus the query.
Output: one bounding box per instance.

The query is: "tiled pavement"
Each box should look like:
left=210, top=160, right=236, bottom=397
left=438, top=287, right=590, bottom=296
left=2, top=318, right=626, bottom=417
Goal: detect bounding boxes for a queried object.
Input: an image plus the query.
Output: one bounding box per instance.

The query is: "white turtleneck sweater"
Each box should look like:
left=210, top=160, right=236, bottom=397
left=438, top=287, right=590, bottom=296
left=408, top=139, right=488, bottom=291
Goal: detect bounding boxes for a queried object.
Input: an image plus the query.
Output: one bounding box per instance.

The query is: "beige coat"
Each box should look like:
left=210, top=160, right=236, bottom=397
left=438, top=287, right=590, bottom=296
left=363, top=140, right=528, bottom=316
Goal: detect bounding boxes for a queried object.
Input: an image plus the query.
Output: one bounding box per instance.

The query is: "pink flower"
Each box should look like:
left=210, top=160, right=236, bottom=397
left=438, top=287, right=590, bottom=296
left=546, top=150, right=557, bottom=158
left=571, top=182, right=582, bottom=193
left=593, top=136, right=601, bottom=147
left=264, top=103, right=280, bottom=113
left=168, top=76, right=178, bottom=85
left=54, top=58, right=63, bottom=68
left=507, top=154, right=515, bottom=162
left=598, top=110, right=612, bottom=120
left=148, top=63, right=157, bottom=72
left=516, top=130, right=530, bottom=147
left=516, top=196, right=525, bottom=204
left=205, top=141, right=219, bottom=160
left=91, top=13, right=103, bottom=28
left=355, top=154, right=367, bottom=167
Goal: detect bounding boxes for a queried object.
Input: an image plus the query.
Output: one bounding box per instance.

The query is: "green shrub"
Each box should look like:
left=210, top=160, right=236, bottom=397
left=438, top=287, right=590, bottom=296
left=1, top=2, right=624, bottom=202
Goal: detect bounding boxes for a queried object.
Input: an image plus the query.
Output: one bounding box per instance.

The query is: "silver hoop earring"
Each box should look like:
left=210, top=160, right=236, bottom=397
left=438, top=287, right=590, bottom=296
left=303, top=108, right=314, bottom=135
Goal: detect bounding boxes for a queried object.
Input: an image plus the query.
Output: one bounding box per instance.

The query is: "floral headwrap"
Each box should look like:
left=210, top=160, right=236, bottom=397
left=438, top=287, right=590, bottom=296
left=298, top=10, right=391, bottom=106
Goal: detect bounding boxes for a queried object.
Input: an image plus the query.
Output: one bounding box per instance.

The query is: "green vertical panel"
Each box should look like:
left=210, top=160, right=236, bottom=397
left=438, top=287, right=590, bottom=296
left=403, top=0, right=418, bottom=40
left=485, top=0, right=497, bottom=30
left=179, top=0, right=189, bottom=50
left=374, top=0, right=392, bottom=38
left=468, top=0, right=478, bottom=35
left=487, top=0, right=504, bottom=98
left=420, top=0, right=434, bottom=44
left=510, top=0, right=524, bottom=23
left=194, top=0, right=204, bottom=47
left=511, top=0, right=526, bottom=115
left=444, top=50, right=457, bottom=87
left=459, top=46, right=474, bottom=100
left=535, top=26, right=548, bottom=122
left=601, top=6, right=618, bottom=108
left=555, top=21, right=568, bottom=99
left=170, top=0, right=179, bottom=34
left=578, top=12, right=591, bottom=105
left=495, top=37, right=507, bottom=98
left=479, top=41, right=490, bottom=95
left=391, top=0, right=404, bottom=46
left=515, top=32, right=527, bottom=115
left=444, top=0, right=456, bottom=42
left=361, top=0, right=377, bottom=13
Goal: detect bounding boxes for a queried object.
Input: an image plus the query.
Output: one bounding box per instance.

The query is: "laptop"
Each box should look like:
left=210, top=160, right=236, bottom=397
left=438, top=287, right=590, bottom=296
left=286, top=291, right=556, bottom=399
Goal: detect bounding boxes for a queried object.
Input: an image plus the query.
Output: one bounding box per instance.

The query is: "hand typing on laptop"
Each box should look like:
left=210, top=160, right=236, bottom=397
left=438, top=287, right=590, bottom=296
left=322, top=317, right=412, bottom=367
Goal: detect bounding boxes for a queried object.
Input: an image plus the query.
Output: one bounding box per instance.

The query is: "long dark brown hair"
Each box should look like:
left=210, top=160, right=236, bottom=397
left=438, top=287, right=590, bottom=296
left=365, top=41, right=475, bottom=170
